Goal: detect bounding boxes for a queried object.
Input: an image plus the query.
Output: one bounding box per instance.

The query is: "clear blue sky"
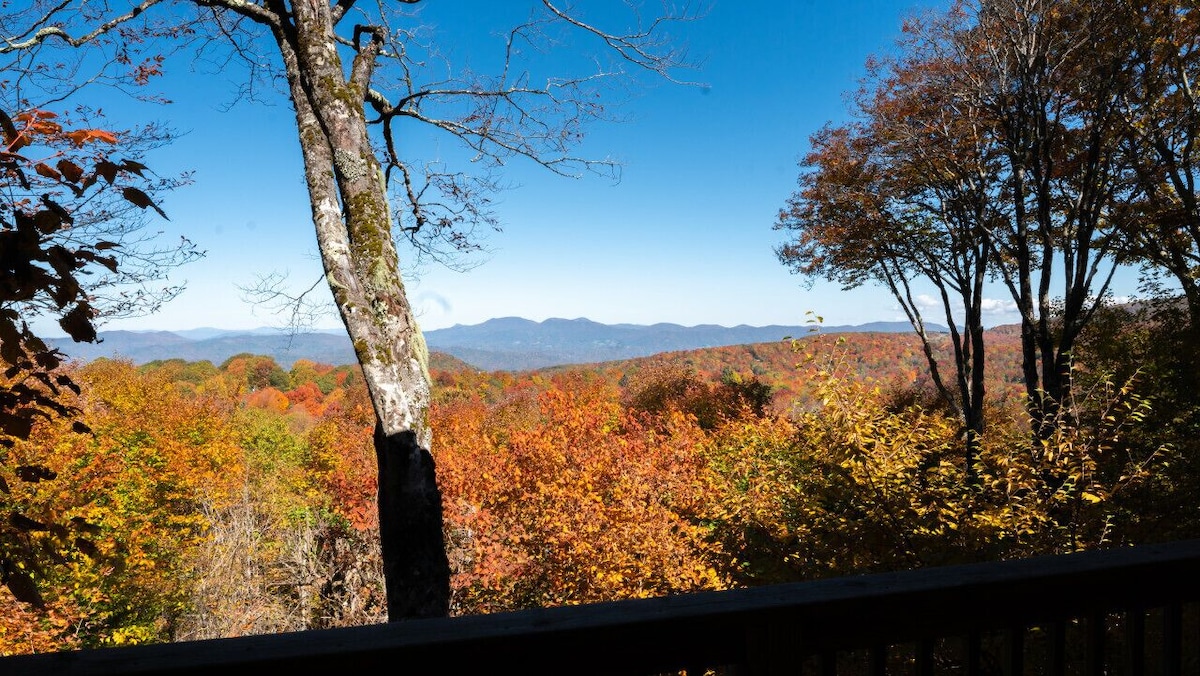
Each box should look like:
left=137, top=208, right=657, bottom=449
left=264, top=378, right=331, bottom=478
left=56, top=0, right=1138, bottom=334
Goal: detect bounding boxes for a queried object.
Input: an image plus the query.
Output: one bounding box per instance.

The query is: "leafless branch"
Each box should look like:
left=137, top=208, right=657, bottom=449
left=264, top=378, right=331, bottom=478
left=239, top=271, right=336, bottom=335
left=195, top=0, right=281, bottom=27
left=540, top=1, right=706, bottom=85
left=0, top=0, right=168, bottom=53
left=7, top=0, right=702, bottom=273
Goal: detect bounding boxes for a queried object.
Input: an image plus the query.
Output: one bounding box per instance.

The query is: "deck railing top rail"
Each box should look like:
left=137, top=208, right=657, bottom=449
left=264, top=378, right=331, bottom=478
left=4, top=538, right=1200, bottom=675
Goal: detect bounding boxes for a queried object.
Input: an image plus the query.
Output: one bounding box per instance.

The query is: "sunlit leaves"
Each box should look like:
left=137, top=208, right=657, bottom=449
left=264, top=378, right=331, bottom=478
left=704, top=337, right=1173, bottom=587
left=64, top=129, right=119, bottom=147
left=0, top=104, right=184, bottom=617
left=0, top=331, right=1186, bottom=653
left=437, top=374, right=728, bottom=613
left=0, top=359, right=244, bottom=651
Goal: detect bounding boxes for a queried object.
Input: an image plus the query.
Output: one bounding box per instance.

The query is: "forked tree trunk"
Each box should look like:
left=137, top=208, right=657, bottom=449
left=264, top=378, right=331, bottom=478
left=273, top=0, right=451, bottom=619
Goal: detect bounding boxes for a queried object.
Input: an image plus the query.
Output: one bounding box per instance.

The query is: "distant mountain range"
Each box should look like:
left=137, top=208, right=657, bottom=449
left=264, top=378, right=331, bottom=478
left=47, top=317, right=944, bottom=371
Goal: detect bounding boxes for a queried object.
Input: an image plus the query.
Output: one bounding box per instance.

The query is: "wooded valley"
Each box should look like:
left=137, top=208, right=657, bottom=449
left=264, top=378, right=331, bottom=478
left=3, top=314, right=1195, bottom=654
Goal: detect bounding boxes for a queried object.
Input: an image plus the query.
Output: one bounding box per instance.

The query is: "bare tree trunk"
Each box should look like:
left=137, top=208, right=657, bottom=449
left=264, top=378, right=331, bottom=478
left=275, top=0, right=449, bottom=619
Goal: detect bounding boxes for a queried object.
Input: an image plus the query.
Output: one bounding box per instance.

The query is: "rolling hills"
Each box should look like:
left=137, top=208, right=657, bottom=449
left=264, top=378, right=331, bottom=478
left=48, top=317, right=948, bottom=371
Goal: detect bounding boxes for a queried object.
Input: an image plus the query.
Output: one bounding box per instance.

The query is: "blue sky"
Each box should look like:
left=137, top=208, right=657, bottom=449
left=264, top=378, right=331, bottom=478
left=52, top=0, right=1132, bottom=334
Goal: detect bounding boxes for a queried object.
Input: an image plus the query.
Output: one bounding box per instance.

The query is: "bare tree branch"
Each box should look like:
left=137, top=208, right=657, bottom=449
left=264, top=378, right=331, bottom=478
left=0, top=0, right=168, bottom=53
left=540, top=1, right=705, bottom=84
left=239, top=271, right=335, bottom=334
left=196, top=0, right=282, bottom=27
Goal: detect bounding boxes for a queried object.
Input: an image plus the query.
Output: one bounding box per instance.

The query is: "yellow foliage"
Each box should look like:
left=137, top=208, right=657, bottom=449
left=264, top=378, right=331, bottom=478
left=3, top=359, right=244, bottom=649
left=701, top=340, right=1171, bottom=586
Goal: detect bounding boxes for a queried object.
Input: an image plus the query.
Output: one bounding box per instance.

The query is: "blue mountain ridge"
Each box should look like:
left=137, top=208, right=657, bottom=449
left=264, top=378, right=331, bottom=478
left=46, top=317, right=946, bottom=371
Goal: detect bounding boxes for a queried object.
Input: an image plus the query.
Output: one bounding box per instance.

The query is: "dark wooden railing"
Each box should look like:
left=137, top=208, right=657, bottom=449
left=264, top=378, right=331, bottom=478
left=4, top=539, right=1199, bottom=675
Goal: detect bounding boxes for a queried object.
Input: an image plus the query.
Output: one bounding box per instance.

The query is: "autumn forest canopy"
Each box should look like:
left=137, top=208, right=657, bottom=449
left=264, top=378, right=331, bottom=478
left=3, top=0, right=1200, bottom=658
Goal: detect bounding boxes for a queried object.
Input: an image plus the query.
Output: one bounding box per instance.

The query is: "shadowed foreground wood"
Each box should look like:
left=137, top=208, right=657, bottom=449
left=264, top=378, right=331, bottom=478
left=4, top=539, right=1199, bottom=675
left=375, top=425, right=450, bottom=619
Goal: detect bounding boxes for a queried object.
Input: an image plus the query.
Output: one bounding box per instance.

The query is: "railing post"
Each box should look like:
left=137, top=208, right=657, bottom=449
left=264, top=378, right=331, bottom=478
left=744, top=619, right=806, bottom=676
left=967, top=629, right=983, bottom=676
left=1003, top=626, right=1024, bottom=676
left=1162, top=602, right=1183, bottom=676
left=869, top=644, right=886, bottom=676
left=1125, top=607, right=1146, bottom=676
left=821, top=649, right=837, bottom=676
left=916, top=638, right=934, bottom=676
left=1048, top=620, right=1066, bottom=676
left=1086, top=612, right=1107, bottom=676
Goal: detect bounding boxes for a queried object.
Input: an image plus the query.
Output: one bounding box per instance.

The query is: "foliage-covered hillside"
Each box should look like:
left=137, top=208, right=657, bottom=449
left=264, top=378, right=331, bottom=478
left=4, top=314, right=1193, bottom=653
left=538, top=327, right=1027, bottom=416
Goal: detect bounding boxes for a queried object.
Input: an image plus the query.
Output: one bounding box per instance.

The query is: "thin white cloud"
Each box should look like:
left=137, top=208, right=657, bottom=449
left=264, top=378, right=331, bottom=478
left=893, top=294, right=1020, bottom=327
left=416, top=291, right=453, bottom=317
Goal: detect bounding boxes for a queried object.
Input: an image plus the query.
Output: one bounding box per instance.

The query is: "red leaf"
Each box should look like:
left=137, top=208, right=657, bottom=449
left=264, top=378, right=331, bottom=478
left=87, top=129, right=118, bottom=144
left=64, top=129, right=118, bottom=147
left=34, top=163, right=61, bottom=181
left=56, top=374, right=81, bottom=394
left=121, top=159, right=148, bottom=176
left=40, top=196, right=73, bottom=227
left=57, top=159, right=85, bottom=183
left=58, top=303, right=97, bottom=343
left=10, top=512, right=49, bottom=532
left=74, top=538, right=98, bottom=558
left=3, top=568, right=45, bottom=608
left=95, top=254, right=118, bottom=273
left=14, top=465, right=57, bottom=482
left=95, top=160, right=119, bottom=184
left=0, top=109, right=19, bottom=148
left=0, top=412, right=32, bottom=440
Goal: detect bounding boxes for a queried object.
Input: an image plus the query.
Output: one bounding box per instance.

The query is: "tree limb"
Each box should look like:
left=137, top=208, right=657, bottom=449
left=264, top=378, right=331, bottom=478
left=540, top=1, right=705, bottom=84
left=0, top=0, right=168, bottom=53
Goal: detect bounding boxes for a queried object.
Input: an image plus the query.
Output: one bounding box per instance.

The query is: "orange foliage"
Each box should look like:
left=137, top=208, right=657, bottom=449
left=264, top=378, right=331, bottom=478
left=288, top=359, right=334, bottom=386
left=436, top=375, right=727, bottom=613
left=220, top=355, right=288, bottom=395
left=245, top=387, right=289, bottom=413
left=4, top=333, right=1178, bottom=652
left=307, top=384, right=378, bottom=530
left=285, top=381, right=326, bottom=417
left=0, top=594, right=83, bottom=656
left=2, top=359, right=243, bottom=649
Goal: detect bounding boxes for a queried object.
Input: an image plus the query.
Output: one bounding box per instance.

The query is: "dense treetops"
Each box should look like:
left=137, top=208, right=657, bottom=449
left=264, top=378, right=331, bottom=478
left=3, top=311, right=1194, bottom=653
